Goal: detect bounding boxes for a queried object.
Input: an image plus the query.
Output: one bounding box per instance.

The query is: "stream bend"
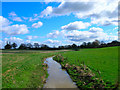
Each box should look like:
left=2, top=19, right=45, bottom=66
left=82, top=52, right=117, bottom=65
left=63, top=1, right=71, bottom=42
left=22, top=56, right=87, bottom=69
left=44, top=57, right=78, bottom=88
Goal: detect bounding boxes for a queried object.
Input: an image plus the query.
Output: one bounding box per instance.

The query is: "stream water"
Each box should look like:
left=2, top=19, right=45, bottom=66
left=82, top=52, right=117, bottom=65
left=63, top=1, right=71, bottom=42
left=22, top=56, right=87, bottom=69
left=44, top=57, right=78, bottom=89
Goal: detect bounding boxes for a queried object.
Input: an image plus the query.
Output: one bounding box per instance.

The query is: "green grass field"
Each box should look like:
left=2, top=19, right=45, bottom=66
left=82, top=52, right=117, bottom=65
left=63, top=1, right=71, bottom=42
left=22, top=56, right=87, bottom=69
left=1, top=47, right=119, bottom=88
left=2, top=50, right=65, bottom=88
left=57, top=46, right=119, bottom=85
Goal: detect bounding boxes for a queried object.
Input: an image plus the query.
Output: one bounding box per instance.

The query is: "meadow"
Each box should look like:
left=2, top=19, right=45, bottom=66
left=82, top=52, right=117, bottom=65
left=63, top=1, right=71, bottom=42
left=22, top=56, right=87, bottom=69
left=53, top=46, right=119, bottom=88
left=1, top=46, right=119, bottom=88
left=2, top=50, right=65, bottom=88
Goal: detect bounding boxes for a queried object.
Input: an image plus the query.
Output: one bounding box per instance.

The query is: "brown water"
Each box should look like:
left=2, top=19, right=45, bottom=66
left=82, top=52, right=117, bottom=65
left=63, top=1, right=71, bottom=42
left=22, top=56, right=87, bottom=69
left=44, top=57, right=78, bottom=89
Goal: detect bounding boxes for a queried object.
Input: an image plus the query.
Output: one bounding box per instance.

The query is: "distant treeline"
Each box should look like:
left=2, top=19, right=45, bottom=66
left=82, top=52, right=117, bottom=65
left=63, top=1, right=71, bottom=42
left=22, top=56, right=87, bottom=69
left=4, top=40, right=120, bottom=50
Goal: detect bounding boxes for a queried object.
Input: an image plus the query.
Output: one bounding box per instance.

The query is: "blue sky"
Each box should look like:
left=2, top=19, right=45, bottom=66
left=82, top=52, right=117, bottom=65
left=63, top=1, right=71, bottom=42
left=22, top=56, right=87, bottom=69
left=0, top=0, right=119, bottom=48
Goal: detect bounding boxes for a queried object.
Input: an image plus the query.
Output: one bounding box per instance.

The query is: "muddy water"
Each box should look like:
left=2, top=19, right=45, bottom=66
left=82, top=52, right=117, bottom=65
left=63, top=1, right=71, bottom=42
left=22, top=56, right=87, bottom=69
left=44, top=57, right=78, bottom=88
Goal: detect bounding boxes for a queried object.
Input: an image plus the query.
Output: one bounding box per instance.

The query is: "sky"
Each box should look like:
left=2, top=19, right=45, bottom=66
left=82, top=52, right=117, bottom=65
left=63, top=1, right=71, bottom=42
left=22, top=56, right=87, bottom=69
left=0, top=0, right=119, bottom=48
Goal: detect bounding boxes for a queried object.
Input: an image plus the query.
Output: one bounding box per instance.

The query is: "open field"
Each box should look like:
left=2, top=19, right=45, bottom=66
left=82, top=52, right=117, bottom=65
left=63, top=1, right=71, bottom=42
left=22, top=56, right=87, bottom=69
left=53, top=46, right=119, bottom=88
left=2, top=50, right=67, bottom=88
left=1, top=47, right=119, bottom=88
left=1, top=49, right=70, bottom=54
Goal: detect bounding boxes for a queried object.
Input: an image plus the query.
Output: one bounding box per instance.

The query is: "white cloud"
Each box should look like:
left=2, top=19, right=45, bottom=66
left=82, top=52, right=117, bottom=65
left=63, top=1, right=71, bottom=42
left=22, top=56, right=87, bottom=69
left=29, top=17, right=39, bottom=22
left=65, top=27, right=118, bottom=43
left=46, top=30, right=66, bottom=39
left=33, top=36, right=38, bottom=39
left=89, top=27, right=103, bottom=32
left=4, top=37, right=23, bottom=44
left=9, top=12, right=17, bottom=16
left=41, top=1, right=95, bottom=17
left=34, top=14, right=38, bottom=17
left=74, top=0, right=118, bottom=18
left=11, top=17, right=23, bottom=22
left=113, top=27, right=118, bottom=30
left=44, top=39, right=61, bottom=46
left=26, top=36, right=38, bottom=40
left=1, top=16, right=29, bottom=35
left=61, top=21, right=91, bottom=30
left=0, top=16, right=11, bottom=28
left=91, top=17, right=118, bottom=26
left=41, top=0, right=118, bottom=26
left=22, top=17, right=29, bottom=20
left=2, top=24, right=29, bottom=35
left=26, top=36, right=33, bottom=40
left=9, top=12, right=23, bottom=22
left=47, top=30, right=60, bottom=38
left=32, top=21, right=43, bottom=28
left=41, top=6, right=53, bottom=17
left=75, top=0, right=118, bottom=26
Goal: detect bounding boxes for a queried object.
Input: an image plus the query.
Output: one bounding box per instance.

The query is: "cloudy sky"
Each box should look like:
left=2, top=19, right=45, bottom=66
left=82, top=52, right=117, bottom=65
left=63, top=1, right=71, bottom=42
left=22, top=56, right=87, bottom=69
left=0, top=0, right=119, bottom=48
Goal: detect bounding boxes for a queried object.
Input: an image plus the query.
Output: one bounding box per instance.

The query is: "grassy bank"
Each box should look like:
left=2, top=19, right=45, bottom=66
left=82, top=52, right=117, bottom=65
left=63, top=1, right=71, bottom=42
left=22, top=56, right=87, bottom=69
left=53, top=46, right=119, bottom=88
left=2, top=50, right=65, bottom=88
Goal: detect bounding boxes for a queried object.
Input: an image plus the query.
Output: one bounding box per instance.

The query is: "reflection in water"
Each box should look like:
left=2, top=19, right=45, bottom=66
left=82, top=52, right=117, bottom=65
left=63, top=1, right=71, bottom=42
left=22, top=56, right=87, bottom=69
left=44, top=57, right=78, bottom=88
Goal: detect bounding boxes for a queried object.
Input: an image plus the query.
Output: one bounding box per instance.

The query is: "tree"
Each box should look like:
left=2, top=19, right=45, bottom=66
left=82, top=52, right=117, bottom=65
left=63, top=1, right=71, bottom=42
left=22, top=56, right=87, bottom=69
left=4, top=41, right=12, bottom=49
left=83, top=42, right=87, bottom=46
left=27, top=43, right=33, bottom=49
left=80, top=42, right=87, bottom=48
left=94, top=40, right=100, bottom=45
left=58, top=46, right=64, bottom=49
left=87, top=42, right=92, bottom=48
left=111, top=40, right=120, bottom=46
left=72, top=43, right=79, bottom=51
left=34, top=43, right=40, bottom=48
left=12, top=43, right=17, bottom=49
left=101, top=41, right=105, bottom=44
left=44, top=45, right=49, bottom=49
left=92, top=40, right=100, bottom=48
left=72, top=44, right=77, bottom=48
left=41, top=44, right=49, bottom=50
left=18, top=44, right=27, bottom=49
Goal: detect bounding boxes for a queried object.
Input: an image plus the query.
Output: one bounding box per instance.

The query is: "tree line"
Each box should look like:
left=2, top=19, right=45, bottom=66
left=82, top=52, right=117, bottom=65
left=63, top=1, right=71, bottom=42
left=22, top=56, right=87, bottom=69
left=4, top=40, right=120, bottom=50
